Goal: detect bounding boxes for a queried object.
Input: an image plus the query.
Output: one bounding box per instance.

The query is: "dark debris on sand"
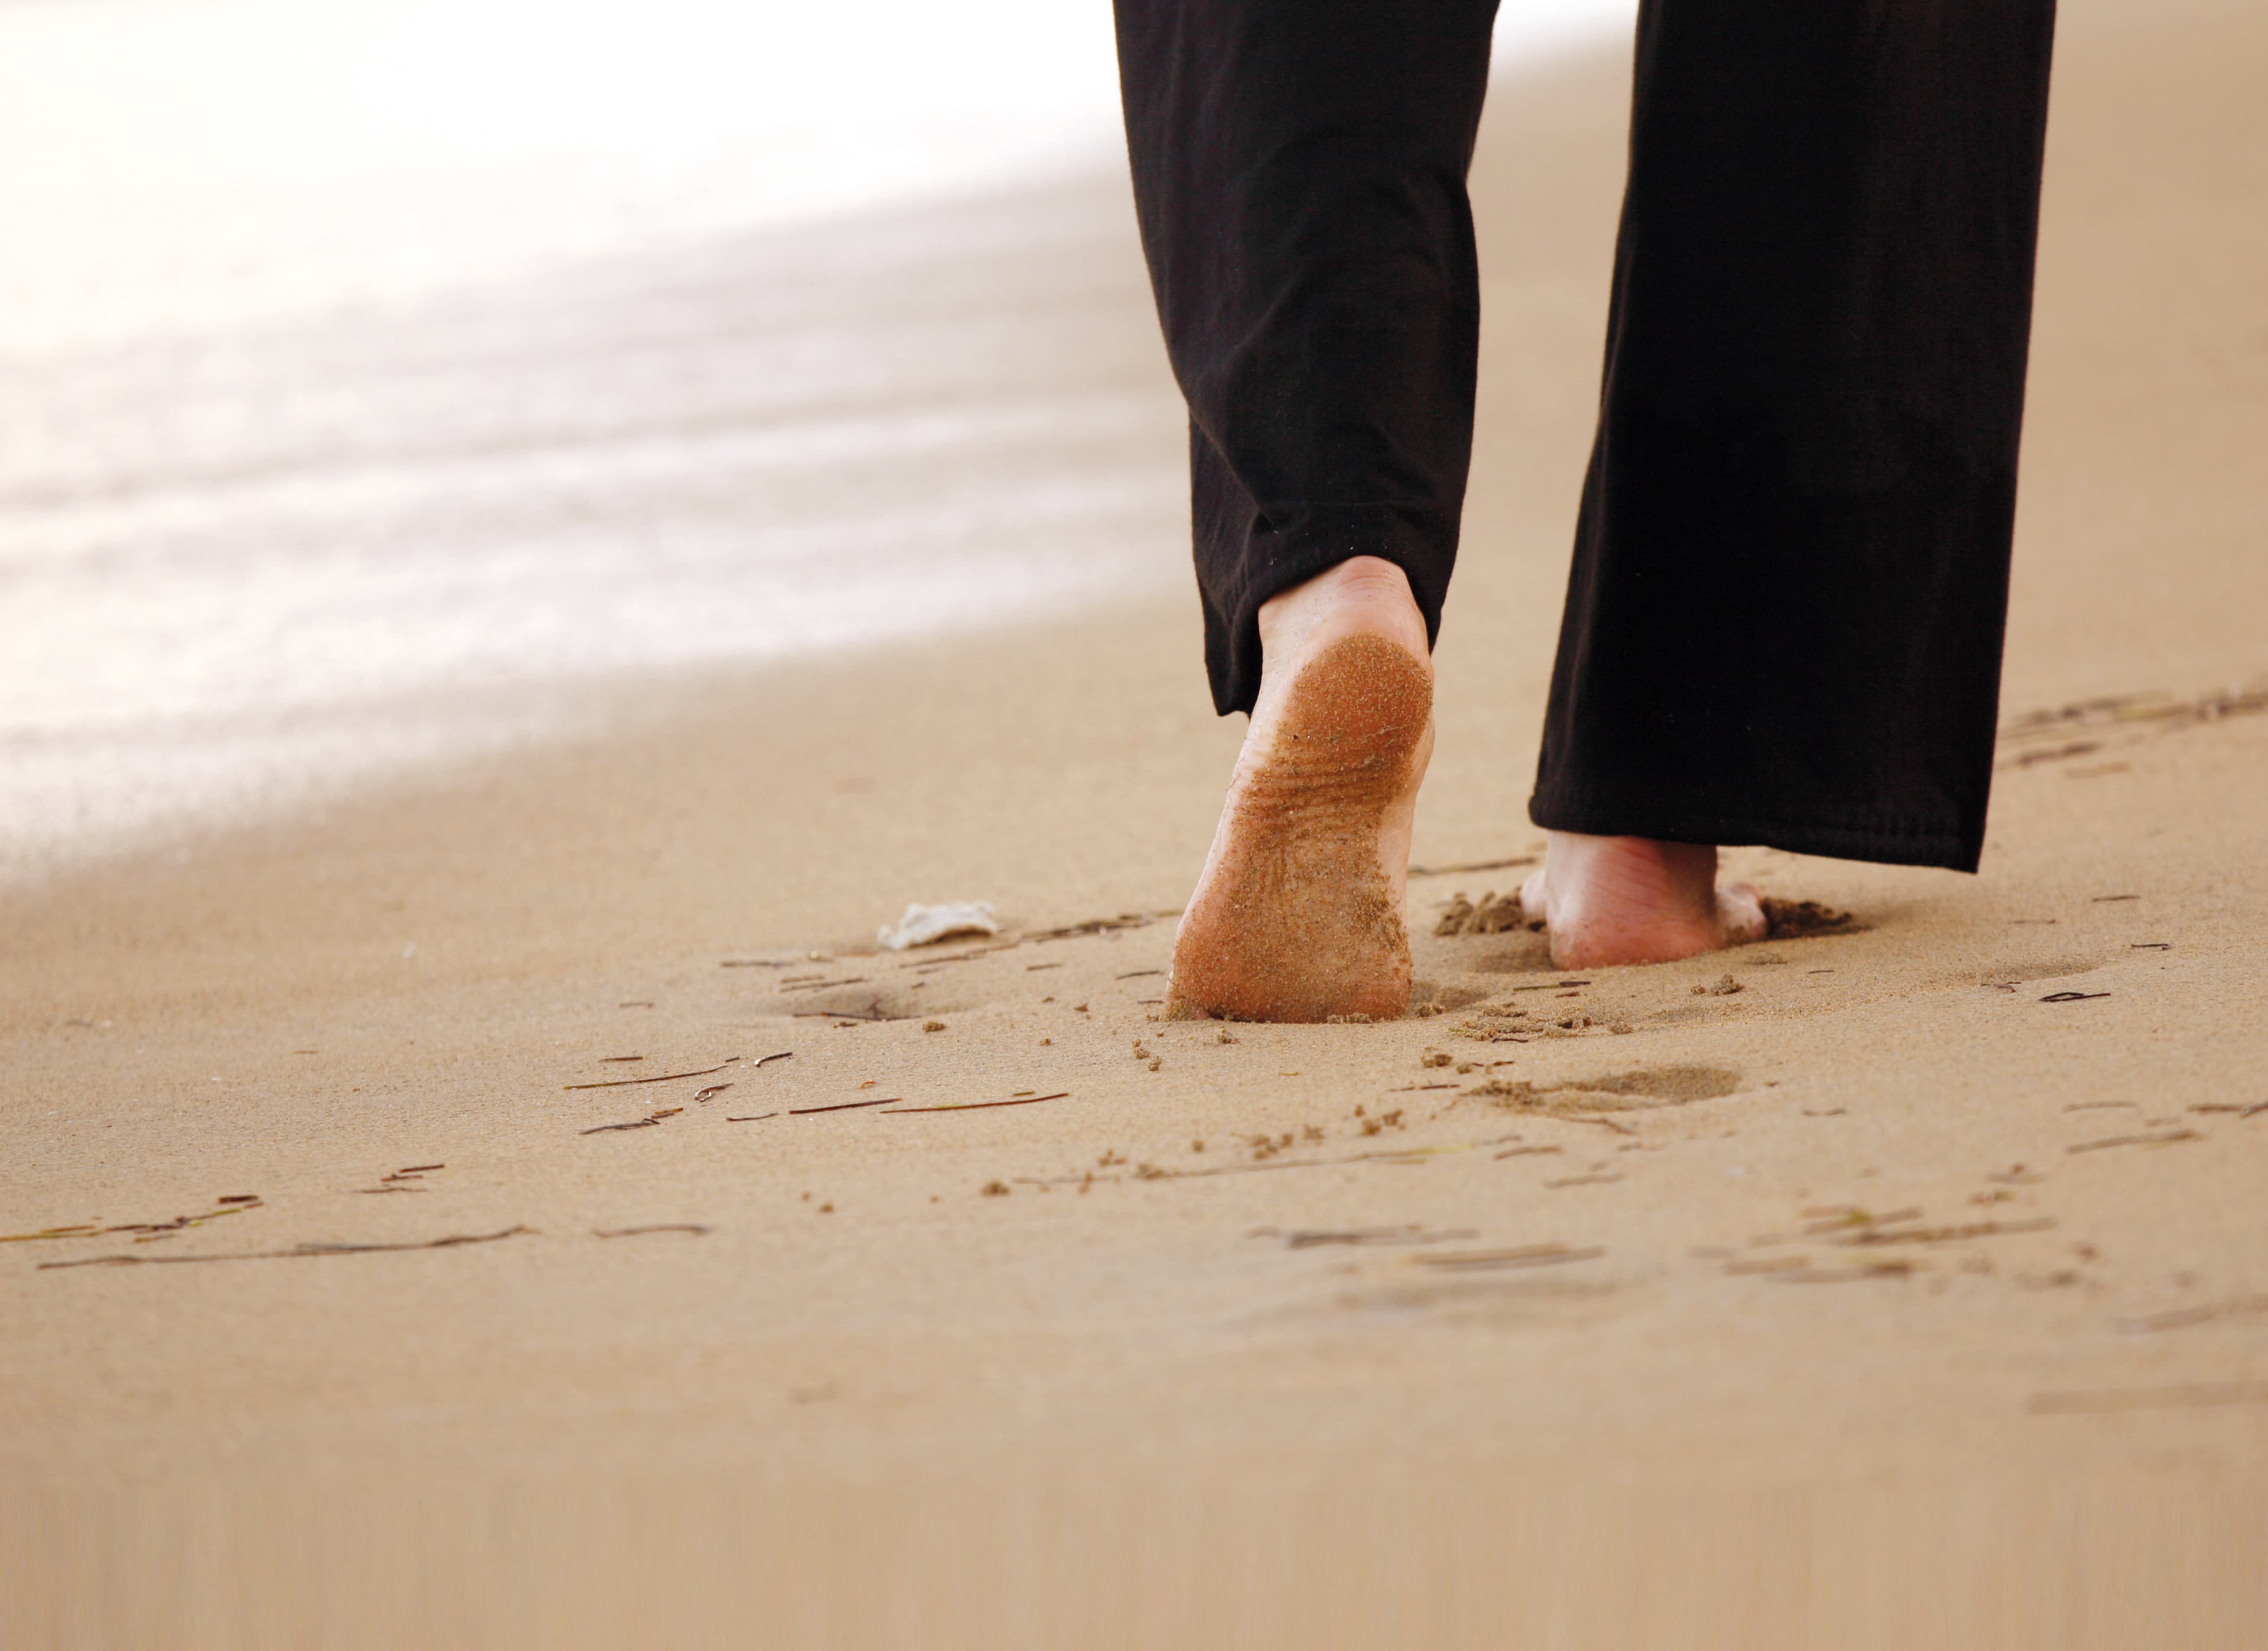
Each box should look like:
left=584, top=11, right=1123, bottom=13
left=1759, top=898, right=1858, bottom=940
left=1433, top=891, right=1531, bottom=937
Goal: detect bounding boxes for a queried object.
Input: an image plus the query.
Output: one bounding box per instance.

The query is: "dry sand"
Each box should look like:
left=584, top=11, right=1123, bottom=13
left=5, top=1, right=2266, bottom=1643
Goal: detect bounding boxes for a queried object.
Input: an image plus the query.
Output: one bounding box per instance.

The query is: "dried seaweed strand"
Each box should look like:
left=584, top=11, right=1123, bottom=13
left=580, top=1108, right=683, bottom=1135
left=592, top=1224, right=709, bottom=1239
left=1834, top=1216, right=2057, bottom=1247
left=0, top=1225, right=101, bottom=1244
left=2067, top=1129, right=2199, bottom=1154
left=1023, top=911, right=1180, bottom=945
left=40, top=1226, right=533, bottom=1271
left=1767, top=1261, right=1918, bottom=1284
left=904, top=950, right=1000, bottom=973
left=1263, top=1226, right=1476, bottom=1250
left=564, top=1059, right=739, bottom=1092
left=1410, top=1243, right=1604, bottom=1271
left=884, top=1092, right=1071, bottom=1115
left=6, top=1200, right=268, bottom=1243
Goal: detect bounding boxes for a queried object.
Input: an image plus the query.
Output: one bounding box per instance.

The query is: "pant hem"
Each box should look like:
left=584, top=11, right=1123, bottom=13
left=1206, top=504, right=1455, bottom=715
left=1526, top=793, right=1982, bottom=874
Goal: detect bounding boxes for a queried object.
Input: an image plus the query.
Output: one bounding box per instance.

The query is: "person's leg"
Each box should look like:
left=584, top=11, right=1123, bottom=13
left=1115, top=0, right=1498, bottom=1019
left=1115, top=0, right=1500, bottom=717
left=1525, top=0, right=2058, bottom=968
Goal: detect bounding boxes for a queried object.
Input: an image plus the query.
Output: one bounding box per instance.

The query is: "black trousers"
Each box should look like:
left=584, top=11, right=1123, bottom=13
left=1115, top=0, right=2057, bottom=871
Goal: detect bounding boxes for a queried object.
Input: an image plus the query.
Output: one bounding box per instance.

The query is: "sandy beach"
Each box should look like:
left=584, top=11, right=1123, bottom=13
left=5, top=0, right=2266, bottom=1643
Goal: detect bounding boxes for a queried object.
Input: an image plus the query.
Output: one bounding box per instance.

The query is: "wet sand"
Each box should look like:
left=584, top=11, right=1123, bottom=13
left=5, top=1, right=2266, bottom=1643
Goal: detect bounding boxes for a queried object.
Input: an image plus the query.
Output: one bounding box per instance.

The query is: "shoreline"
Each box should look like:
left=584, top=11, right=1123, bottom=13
left=0, top=162, right=1192, bottom=887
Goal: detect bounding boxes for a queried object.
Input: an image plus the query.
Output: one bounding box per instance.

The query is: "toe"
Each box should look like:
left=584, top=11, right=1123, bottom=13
left=1518, top=870, right=1550, bottom=926
left=1520, top=870, right=1570, bottom=965
left=1716, top=881, right=1768, bottom=945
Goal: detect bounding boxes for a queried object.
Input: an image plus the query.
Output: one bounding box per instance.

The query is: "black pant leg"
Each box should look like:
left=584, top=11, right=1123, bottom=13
left=1114, top=0, right=1501, bottom=715
left=1531, top=0, right=2058, bottom=871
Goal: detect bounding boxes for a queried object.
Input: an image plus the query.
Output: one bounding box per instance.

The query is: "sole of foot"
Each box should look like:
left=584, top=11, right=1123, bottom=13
left=1165, top=626, right=1433, bottom=1024
left=1518, top=833, right=1766, bottom=971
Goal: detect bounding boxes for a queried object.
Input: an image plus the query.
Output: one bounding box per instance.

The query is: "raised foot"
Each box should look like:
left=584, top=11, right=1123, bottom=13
left=1518, top=832, right=1765, bottom=971
left=1165, top=632, right=1433, bottom=1022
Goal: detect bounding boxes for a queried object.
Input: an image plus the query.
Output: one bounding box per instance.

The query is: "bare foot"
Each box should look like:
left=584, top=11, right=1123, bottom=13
left=1164, top=558, right=1434, bottom=1022
left=1518, top=832, right=1766, bottom=970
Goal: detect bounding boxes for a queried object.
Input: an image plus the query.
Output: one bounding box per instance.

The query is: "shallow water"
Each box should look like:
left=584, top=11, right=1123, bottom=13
left=1, top=185, right=1190, bottom=879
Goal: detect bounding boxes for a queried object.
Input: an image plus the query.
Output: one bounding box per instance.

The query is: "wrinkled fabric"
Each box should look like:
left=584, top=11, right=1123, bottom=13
left=1115, top=0, right=2057, bottom=871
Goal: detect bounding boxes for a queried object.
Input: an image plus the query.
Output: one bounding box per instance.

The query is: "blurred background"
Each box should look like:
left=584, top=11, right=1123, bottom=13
left=0, top=0, right=1637, bottom=881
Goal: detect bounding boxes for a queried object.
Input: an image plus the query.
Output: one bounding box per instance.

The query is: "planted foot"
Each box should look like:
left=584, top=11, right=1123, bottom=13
left=1518, top=832, right=1765, bottom=971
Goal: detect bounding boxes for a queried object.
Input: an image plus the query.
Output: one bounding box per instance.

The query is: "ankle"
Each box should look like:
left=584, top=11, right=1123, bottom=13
left=1255, top=556, right=1428, bottom=668
left=1544, top=832, right=1720, bottom=915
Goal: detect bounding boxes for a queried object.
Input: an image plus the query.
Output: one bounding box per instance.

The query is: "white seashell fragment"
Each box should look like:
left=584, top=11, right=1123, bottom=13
left=878, top=901, right=1000, bottom=951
